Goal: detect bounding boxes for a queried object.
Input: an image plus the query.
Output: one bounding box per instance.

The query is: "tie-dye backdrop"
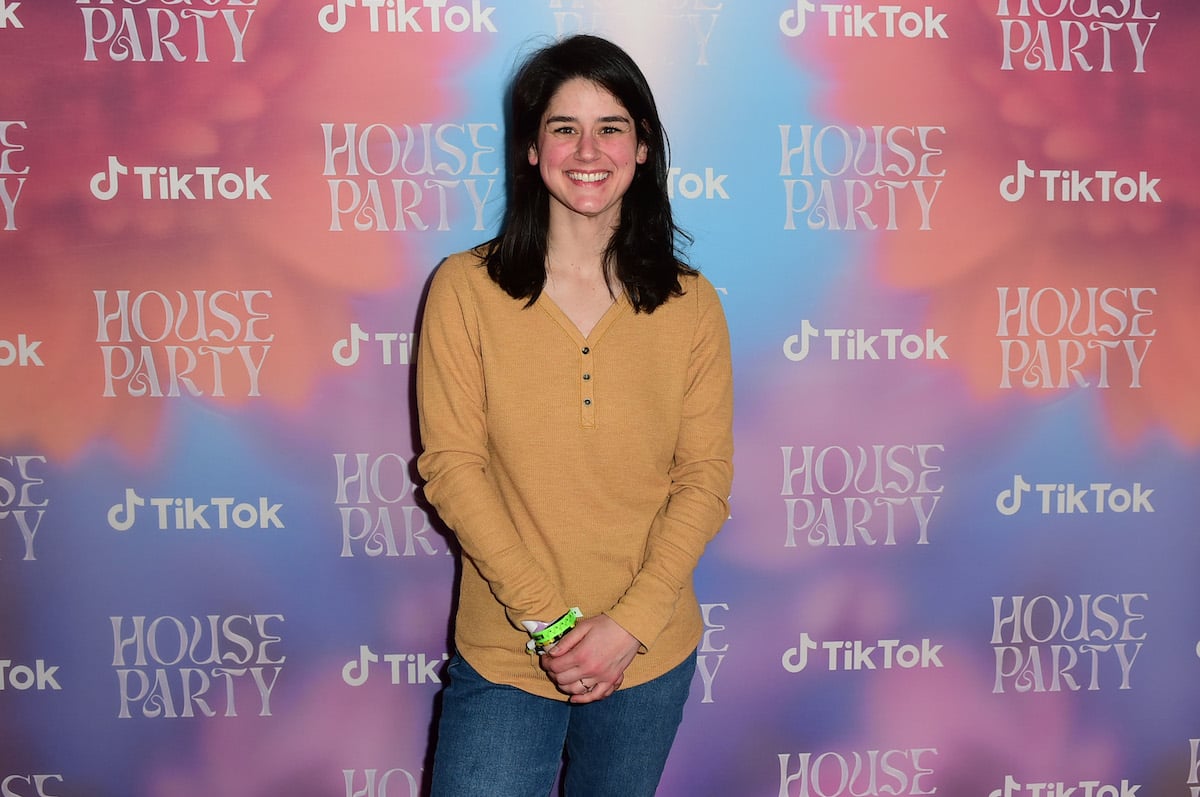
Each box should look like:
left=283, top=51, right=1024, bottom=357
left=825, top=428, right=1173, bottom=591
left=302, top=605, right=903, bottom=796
left=2, top=2, right=1198, bottom=796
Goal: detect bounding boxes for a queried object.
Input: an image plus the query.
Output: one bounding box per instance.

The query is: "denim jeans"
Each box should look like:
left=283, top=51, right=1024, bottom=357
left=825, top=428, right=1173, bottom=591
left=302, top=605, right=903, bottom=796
left=430, top=650, right=697, bottom=797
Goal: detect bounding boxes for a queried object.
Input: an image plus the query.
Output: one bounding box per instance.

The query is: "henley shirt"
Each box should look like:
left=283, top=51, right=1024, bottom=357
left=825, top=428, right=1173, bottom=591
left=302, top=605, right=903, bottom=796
left=416, top=250, right=733, bottom=699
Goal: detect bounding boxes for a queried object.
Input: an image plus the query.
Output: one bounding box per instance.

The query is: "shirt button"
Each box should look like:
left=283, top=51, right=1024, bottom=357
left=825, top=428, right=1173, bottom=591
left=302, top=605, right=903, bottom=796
left=582, top=373, right=591, bottom=381
left=581, top=347, right=590, bottom=355
left=583, top=399, right=592, bottom=406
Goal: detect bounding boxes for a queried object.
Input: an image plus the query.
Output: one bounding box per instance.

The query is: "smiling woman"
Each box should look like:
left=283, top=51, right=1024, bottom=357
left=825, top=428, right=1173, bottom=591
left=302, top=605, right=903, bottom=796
left=416, top=33, right=734, bottom=797
left=479, top=33, right=692, bottom=316
left=530, top=77, right=648, bottom=230
left=528, top=76, right=652, bottom=337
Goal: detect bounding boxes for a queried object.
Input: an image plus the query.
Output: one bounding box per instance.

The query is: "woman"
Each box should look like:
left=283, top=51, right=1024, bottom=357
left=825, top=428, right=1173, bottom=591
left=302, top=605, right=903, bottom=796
left=417, top=34, right=733, bottom=796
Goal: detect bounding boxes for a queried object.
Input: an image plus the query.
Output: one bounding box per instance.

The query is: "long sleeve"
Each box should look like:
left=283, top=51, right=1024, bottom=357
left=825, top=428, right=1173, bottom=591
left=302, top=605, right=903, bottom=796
left=416, top=253, right=730, bottom=698
left=606, top=277, right=734, bottom=650
left=416, top=255, right=569, bottom=629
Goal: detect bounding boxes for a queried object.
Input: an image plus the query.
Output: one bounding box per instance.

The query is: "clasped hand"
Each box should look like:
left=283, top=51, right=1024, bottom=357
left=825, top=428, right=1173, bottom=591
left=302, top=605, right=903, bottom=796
left=539, top=615, right=639, bottom=704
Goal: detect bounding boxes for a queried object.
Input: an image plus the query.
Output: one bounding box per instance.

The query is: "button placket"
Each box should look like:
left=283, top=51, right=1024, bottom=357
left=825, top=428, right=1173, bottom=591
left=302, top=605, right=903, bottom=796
left=580, top=346, right=596, bottom=427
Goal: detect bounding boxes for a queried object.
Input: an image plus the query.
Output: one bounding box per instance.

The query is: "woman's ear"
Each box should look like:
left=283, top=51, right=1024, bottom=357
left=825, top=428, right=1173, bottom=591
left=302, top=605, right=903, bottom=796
left=637, top=120, right=652, bottom=164
left=528, top=144, right=539, bottom=166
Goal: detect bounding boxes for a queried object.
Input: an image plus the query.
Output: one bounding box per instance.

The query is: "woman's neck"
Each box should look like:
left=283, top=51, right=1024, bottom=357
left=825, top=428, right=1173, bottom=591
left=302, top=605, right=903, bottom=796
left=545, top=219, right=615, bottom=287
left=543, top=222, right=622, bottom=337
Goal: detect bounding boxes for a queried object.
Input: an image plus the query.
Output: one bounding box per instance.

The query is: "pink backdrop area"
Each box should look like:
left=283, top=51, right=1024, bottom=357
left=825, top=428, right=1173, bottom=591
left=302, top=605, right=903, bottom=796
left=2, top=3, right=1199, bottom=796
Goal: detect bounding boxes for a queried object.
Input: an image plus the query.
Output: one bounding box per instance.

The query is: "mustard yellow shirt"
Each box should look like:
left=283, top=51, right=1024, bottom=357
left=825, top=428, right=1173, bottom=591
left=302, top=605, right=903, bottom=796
left=416, top=250, right=733, bottom=699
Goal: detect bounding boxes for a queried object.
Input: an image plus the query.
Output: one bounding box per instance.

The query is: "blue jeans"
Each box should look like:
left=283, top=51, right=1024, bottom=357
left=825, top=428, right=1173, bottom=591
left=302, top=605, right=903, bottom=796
left=430, top=650, right=697, bottom=797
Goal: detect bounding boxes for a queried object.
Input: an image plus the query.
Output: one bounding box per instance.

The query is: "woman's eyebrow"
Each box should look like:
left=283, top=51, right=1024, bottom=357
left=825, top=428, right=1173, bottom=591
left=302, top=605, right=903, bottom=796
left=543, top=114, right=631, bottom=125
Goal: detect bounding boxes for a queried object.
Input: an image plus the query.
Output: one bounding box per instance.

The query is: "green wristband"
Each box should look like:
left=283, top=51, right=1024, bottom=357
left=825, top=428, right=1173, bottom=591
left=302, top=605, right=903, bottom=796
left=531, top=607, right=582, bottom=648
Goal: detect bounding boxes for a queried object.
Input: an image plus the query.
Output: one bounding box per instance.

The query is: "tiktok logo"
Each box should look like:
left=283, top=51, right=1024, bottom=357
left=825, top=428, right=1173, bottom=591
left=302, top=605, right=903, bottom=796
left=781, top=1, right=947, bottom=38
left=780, top=0, right=818, bottom=36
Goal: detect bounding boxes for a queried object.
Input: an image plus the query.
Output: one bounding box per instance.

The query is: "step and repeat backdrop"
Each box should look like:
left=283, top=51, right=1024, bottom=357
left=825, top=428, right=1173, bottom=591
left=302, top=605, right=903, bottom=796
left=2, top=2, right=1199, bottom=796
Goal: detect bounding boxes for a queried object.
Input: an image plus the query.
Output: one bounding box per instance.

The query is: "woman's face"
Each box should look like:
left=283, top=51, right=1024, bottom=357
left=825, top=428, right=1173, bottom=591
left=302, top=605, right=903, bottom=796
left=528, top=77, right=648, bottom=228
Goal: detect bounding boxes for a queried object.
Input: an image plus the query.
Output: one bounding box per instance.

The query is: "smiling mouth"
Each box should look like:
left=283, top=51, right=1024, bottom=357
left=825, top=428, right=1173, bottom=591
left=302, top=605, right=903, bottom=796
left=567, top=171, right=610, bottom=183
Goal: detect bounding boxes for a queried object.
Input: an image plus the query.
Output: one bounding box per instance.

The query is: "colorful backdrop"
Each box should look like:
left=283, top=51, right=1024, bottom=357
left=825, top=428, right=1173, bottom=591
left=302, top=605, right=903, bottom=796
left=2, top=2, right=1198, bottom=796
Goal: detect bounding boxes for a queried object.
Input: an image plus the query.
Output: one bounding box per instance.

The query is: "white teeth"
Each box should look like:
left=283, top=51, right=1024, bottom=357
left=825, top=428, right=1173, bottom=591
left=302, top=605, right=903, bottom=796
left=568, top=171, right=609, bottom=183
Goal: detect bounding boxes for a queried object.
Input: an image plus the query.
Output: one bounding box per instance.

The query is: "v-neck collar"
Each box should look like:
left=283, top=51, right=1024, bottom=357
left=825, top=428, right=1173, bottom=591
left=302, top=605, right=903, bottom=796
left=536, top=290, right=629, bottom=345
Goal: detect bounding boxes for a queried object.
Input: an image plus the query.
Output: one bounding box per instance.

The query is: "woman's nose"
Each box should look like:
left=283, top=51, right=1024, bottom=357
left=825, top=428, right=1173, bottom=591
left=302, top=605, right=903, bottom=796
left=575, top=132, right=599, bottom=159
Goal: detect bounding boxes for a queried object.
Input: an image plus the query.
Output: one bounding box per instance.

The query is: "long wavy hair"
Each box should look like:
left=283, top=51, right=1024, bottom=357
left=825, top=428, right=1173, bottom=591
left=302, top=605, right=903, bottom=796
left=482, top=34, right=694, bottom=313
